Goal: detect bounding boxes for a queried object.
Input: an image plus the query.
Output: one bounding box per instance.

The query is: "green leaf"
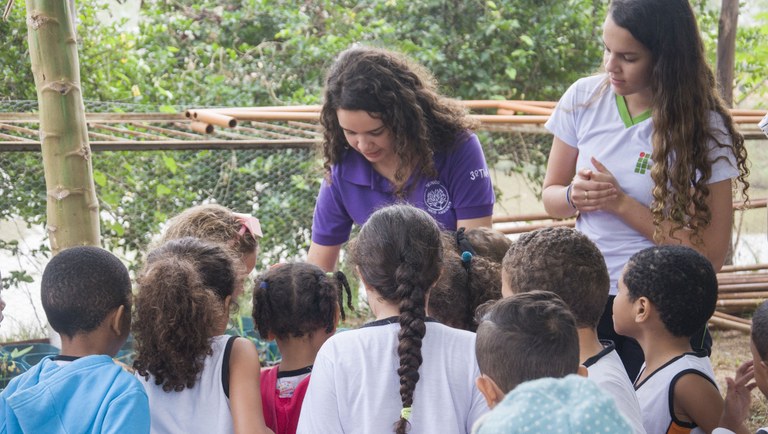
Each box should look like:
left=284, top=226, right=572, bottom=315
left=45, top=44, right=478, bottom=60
left=93, top=170, right=107, bottom=187
left=162, top=155, right=178, bottom=174
left=520, top=35, right=534, bottom=47
left=156, top=184, right=172, bottom=196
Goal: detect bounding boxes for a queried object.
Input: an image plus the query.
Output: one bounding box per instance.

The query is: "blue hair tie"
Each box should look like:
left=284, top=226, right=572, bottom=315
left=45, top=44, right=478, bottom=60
left=259, top=281, right=268, bottom=289
left=461, top=251, right=473, bottom=263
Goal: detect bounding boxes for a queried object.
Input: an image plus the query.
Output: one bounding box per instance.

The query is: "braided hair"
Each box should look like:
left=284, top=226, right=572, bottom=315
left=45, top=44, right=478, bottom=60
left=348, top=204, right=442, bottom=434
left=252, top=262, right=352, bottom=339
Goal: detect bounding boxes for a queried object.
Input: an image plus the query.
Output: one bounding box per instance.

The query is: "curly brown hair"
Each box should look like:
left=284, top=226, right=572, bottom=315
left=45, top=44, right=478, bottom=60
left=348, top=204, right=442, bottom=434
left=160, top=204, right=259, bottom=258
left=429, top=231, right=502, bottom=331
left=321, top=46, right=477, bottom=196
left=133, top=237, right=240, bottom=392
left=464, top=227, right=513, bottom=264
left=609, top=0, right=749, bottom=244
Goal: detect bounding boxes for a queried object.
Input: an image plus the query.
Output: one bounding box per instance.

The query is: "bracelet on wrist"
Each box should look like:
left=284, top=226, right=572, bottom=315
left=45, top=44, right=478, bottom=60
left=565, top=184, right=576, bottom=209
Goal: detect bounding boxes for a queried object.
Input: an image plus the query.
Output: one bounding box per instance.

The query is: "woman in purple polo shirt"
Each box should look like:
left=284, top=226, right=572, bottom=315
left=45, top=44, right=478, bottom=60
left=307, top=47, right=496, bottom=271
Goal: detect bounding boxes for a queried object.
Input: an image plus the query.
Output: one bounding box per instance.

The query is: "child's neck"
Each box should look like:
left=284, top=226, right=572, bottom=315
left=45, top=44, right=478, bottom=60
left=276, top=332, right=327, bottom=372
left=578, top=327, right=607, bottom=365
left=635, top=328, right=693, bottom=383
left=59, top=331, right=119, bottom=358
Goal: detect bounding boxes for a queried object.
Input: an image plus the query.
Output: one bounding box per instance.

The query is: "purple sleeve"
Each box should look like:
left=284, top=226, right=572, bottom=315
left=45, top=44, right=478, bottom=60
left=446, top=133, right=495, bottom=220
left=311, top=177, right=354, bottom=246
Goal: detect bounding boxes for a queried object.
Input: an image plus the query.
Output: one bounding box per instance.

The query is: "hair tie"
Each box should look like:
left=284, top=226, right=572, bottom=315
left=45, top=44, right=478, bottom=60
left=259, top=281, right=268, bottom=289
left=461, top=251, right=473, bottom=263
left=455, top=228, right=477, bottom=256
left=233, top=212, right=263, bottom=238
left=400, top=407, right=412, bottom=421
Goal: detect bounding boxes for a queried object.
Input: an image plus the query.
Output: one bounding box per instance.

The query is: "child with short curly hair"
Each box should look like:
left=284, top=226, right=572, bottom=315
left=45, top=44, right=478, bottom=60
left=0, top=247, right=149, bottom=433
left=616, top=245, right=748, bottom=434
left=253, top=262, right=350, bottom=434
left=133, top=237, right=270, bottom=434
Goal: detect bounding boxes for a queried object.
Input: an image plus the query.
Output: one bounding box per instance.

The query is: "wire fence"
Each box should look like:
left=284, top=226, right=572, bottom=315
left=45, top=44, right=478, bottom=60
left=1, top=99, right=765, bottom=341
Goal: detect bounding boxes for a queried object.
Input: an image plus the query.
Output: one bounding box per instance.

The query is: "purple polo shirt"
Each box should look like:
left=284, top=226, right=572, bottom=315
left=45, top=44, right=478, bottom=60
left=311, top=132, right=495, bottom=246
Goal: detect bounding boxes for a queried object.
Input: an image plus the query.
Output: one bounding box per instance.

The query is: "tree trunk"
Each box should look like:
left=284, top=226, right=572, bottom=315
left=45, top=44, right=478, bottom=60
left=26, top=0, right=100, bottom=254
left=717, top=0, right=738, bottom=107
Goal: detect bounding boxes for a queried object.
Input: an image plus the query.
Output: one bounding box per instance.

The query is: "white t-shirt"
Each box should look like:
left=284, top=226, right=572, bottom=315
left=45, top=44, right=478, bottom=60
left=136, top=335, right=236, bottom=434
left=634, top=351, right=717, bottom=434
left=584, top=341, right=646, bottom=434
left=297, top=318, right=489, bottom=434
left=546, top=74, right=739, bottom=295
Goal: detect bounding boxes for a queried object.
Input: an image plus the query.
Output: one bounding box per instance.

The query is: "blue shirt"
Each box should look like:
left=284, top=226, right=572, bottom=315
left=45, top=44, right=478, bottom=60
left=0, top=355, right=150, bottom=434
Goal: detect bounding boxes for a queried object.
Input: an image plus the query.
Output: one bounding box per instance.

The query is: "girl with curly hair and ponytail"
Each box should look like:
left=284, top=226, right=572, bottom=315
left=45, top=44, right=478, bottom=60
left=297, top=204, right=488, bottom=434
left=307, top=46, right=495, bottom=272
left=542, top=0, right=749, bottom=380
left=133, top=237, right=271, bottom=434
left=253, top=263, right=351, bottom=434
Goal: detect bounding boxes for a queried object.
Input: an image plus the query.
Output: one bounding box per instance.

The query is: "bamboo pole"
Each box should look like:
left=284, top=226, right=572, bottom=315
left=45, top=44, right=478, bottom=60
left=26, top=0, right=100, bottom=253
left=709, top=315, right=751, bottom=333
left=713, top=311, right=752, bottom=325
left=191, top=111, right=237, bottom=128
left=190, top=122, right=214, bottom=134
left=716, top=299, right=765, bottom=308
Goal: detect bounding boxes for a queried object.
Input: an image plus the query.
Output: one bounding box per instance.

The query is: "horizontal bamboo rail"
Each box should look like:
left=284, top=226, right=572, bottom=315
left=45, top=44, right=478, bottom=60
left=709, top=313, right=751, bottom=333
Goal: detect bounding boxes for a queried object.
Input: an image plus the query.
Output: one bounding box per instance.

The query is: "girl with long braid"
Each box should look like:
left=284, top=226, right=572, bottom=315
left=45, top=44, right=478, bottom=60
left=297, top=204, right=488, bottom=434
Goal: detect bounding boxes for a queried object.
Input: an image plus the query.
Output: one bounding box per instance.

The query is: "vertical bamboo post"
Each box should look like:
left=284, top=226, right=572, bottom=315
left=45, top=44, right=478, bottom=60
left=26, top=0, right=100, bottom=254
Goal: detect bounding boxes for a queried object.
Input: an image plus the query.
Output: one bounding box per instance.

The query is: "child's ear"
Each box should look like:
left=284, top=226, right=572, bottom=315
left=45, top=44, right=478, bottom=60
left=577, top=365, right=589, bottom=378
left=634, top=296, right=651, bottom=323
left=109, top=305, right=126, bottom=336
left=476, top=374, right=505, bottom=409
left=223, top=295, right=232, bottom=312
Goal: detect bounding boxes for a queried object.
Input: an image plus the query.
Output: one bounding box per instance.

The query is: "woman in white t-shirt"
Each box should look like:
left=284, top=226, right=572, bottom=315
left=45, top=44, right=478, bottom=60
left=542, top=0, right=749, bottom=380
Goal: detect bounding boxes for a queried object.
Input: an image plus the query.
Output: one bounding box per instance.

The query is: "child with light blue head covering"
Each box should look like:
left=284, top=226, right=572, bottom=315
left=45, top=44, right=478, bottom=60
left=473, top=375, right=631, bottom=434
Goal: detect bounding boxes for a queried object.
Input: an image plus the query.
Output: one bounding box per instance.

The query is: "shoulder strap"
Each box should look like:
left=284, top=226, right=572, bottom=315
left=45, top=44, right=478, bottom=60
left=221, top=335, right=239, bottom=399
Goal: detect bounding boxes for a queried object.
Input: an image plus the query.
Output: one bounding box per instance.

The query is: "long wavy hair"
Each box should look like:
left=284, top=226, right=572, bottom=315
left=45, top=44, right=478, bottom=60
left=133, top=237, right=239, bottom=392
left=348, top=204, right=443, bottom=434
left=608, top=0, right=749, bottom=243
left=321, top=46, right=477, bottom=195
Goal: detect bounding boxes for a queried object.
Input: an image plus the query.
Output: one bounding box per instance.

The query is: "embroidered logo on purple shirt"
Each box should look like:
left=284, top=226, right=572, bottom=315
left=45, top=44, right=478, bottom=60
left=424, top=180, right=451, bottom=215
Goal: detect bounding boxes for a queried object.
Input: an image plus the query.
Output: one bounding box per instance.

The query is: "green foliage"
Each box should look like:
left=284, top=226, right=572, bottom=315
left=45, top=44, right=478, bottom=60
left=1, top=0, right=768, bottom=295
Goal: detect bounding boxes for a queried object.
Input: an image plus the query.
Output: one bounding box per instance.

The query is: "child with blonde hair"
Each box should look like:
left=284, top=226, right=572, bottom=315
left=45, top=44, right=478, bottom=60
left=161, top=204, right=261, bottom=295
left=253, top=262, right=351, bottom=434
left=133, top=237, right=271, bottom=434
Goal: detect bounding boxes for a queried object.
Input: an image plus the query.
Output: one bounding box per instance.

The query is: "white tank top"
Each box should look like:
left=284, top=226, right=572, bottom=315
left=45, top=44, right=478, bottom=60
left=137, top=335, right=237, bottom=434
left=634, top=351, right=716, bottom=434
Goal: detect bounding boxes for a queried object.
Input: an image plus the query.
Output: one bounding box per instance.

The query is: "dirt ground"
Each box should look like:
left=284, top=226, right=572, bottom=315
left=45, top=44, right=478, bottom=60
left=712, top=329, right=767, bottom=431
